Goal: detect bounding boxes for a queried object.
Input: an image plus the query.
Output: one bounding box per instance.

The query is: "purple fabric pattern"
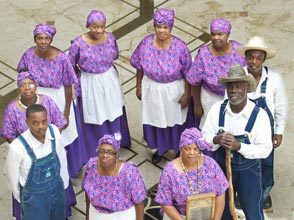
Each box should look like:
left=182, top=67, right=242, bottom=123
left=155, top=156, right=229, bottom=215
left=98, top=132, right=121, bottom=151
left=17, top=47, right=77, bottom=88
left=179, top=128, right=212, bottom=151
left=153, top=8, right=175, bottom=29
left=1, top=95, right=66, bottom=140
left=82, top=159, right=147, bottom=214
left=69, top=33, right=118, bottom=96
left=130, top=34, right=192, bottom=83
left=186, top=40, right=246, bottom=96
left=210, top=18, right=231, bottom=34
left=86, top=10, right=106, bottom=27
left=33, top=24, right=56, bottom=38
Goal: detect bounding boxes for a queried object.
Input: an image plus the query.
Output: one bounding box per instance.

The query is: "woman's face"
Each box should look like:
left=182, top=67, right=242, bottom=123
left=19, top=78, right=37, bottom=100
left=34, top=33, right=52, bottom=52
left=211, top=31, right=229, bottom=49
left=98, top=144, right=118, bottom=167
left=154, top=24, right=171, bottom=41
left=89, top=21, right=106, bottom=40
left=180, top=143, right=201, bottom=163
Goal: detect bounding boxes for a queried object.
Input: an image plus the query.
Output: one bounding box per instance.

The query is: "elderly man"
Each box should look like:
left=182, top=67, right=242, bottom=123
left=238, top=36, right=287, bottom=212
left=202, top=64, right=272, bottom=220
left=5, top=104, right=69, bottom=220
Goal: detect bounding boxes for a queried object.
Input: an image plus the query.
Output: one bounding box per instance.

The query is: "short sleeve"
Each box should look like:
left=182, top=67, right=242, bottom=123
left=68, top=38, right=80, bottom=67
left=109, top=33, right=119, bottom=61
left=129, top=164, right=147, bottom=204
left=17, top=51, right=29, bottom=72
left=61, top=54, right=77, bottom=86
left=211, top=159, right=229, bottom=196
left=154, top=167, right=174, bottom=206
left=43, top=95, right=67, bottom=129
left=130, top=41, right=143, bottom=70
left=1, top=103, right=18, bottom=139
left=186, top=49, right=205, bottom=86
left=180, top=43, right=192, bottom=77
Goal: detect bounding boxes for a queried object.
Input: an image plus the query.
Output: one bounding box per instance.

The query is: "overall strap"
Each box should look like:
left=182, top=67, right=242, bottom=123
left=260, top=66, right=269, bottom=93
left=18, top=134, right=36, bottom=160
left=48, top=124, right=56, bottom=151
left=244, top=106, right=260, bottom=133
left=218, top=99, right=229, bottom=127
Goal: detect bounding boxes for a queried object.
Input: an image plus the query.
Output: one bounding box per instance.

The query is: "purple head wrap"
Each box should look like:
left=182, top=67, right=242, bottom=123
left=210, top=18, right=232, bottom=34
left=86, top=10, right=106, bottom=28
left=17, top=71, right=36, bottom=87
left=179, top=128, right=212, bottom=151
left=98, top=132, right=121, bottom=151
left=153, top=8, right=175, bottom=29
left=33, top=24, right=56, bottom=38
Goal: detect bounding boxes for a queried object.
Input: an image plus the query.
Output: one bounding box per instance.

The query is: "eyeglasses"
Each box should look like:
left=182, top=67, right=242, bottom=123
left=19, top=82, right=36, bottom=89
left=97, top=149, right=117, bottom=157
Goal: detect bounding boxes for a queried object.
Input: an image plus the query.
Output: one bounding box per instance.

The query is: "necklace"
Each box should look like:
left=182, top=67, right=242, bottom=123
left=98, top=159, right=118, bottom=176
left=181, top=158, right=201, bottom=195
left=18, top=94, right=40, bottom=109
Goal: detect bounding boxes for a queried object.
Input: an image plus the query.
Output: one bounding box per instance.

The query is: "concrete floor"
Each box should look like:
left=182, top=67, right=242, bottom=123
left=0, top=0, right=293, bottom=219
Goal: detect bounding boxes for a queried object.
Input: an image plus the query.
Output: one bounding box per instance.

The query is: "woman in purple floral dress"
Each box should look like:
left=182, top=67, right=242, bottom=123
left=155, top=128, right=228, bottom=219
left=83, top=132, right=147, bottom=220
left=1, top=71, right=76, bottom=220
left=130, top=8, right=192, bottom=164
left=186, top=18, right=246, bottom=129
left=69, top=10, right=131, bottom=160
left=17, top=23, right=88, bottom=179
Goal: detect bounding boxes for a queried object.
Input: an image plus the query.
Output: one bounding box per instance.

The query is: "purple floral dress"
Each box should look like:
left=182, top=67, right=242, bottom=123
left=17, top=47, right=76, bottom=88
left=186, top=40, right=246, bottom=96
left=155, top=155, right=229, bottom=216
left=130, top=34, right=192, bottom=83
left=82, top=158, right=147, bottom=214
left=69, top=32, right=118, bottom=97
left=1, top=95, right=67, bottom=140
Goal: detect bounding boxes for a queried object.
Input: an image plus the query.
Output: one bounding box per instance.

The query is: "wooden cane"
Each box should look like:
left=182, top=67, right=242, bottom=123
left=225, top=148, right=238, bottom=220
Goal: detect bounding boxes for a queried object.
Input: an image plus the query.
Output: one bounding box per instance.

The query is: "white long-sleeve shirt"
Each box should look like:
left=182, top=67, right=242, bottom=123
left=202, top=99, right=273, bottom=159
left=5, top=124, right=69, bottom=202
left=246, top=66, right=287, bottom=135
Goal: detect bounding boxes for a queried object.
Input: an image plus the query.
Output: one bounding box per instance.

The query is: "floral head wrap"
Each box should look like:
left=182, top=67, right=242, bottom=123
left=33, top=23, right=56, bottom=38
left=86, top=10, right=106, bottom=28
left=17, top=71, right=37, bottom=87
left=153, top=8, right=175, bottom=29
left=98, top=132, right=121, bottom=151
left=179, top=128, right=212, bottom=151
left=210, top=18, right=232, bottom=34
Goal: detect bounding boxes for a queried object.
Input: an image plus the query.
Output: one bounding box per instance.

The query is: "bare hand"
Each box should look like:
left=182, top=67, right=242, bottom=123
left=213, top=132, right=241, bottom=151
left=194, top=103, right=204, bottom=118
left=63, top=111, right=70, bottom=129
left=273, top=134, right=283, bottom=148
left=136, top=86, right=142, bottom=100
left=178, top=93, right=190, bottom=108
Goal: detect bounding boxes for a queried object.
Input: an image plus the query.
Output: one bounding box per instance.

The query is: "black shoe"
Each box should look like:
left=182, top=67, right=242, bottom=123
left=263, top=196, right=273, bottom=213
left=235, top=194, right=241, bottom=210
left=152, top=151, right=163, bottom=164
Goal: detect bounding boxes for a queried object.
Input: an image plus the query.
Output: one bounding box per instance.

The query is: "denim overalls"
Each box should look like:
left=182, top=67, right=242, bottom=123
left=249, top=66, right=274, bottom=199
left=216, top=100, right=264, bottom=220
left=18, top=125, right=65, bottom=220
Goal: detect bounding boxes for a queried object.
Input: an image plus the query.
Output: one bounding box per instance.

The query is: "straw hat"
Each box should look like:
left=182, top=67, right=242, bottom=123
left=219, top=64, right=256, bottom=92
left=237, top=36, right=277, bottom=59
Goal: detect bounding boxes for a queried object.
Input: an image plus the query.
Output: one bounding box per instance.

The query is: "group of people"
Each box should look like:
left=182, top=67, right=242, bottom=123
left=1, top=6, right=286, bottom=220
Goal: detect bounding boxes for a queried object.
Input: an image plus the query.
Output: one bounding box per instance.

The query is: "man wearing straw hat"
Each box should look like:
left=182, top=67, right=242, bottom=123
left=202, top=64, right=272, bottom=220
left=238, top=36, right=287, bottom=213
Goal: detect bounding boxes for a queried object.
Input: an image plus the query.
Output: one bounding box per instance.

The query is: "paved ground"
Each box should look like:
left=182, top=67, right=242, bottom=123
left=0, top=0, right=293, bottom=219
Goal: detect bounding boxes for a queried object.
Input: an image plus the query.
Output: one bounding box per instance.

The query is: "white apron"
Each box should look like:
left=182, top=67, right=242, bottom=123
left=89, top=204, right=136, bottom=220
left=199, top=87, right=223, bottom=129
left=163, top=213, right=186, bottom=219
left=37, top=87, right=78, bottom=147
left=81, top=66, right=125, bottom=125
left=141, top=76, right=188, bottom=128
